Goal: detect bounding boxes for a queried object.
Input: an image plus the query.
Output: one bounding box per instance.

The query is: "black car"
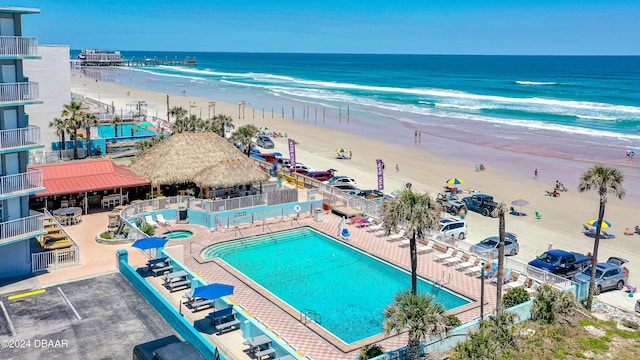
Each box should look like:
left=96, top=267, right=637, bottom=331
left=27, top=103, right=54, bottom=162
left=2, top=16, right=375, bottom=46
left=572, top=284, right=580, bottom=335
left=349, top=189, right=384, bottom=198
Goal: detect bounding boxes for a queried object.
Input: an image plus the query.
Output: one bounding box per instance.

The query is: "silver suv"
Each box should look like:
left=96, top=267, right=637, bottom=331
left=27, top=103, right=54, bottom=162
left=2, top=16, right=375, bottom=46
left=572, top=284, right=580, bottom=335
left=437, top=218, right=467, bottom=240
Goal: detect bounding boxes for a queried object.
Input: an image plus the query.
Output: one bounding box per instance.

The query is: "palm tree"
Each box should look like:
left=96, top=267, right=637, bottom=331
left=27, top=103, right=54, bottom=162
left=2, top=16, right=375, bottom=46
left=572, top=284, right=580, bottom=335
left=48, top=117, right=67, bottom=157
left=169, top=106, right=188, bottom=123
left=112, top=115, right=123, bottom=138
left=491, top=201, right=509, bottom=315
left=450, top=311, right=517, bottom=360
left=211, top=114, right=234, bottom=137
left=380, top=185, right=441, bottom=294
left=231, top=124, right=259, bottom=157
left=384, top=290, right=453, bottom=360
left=578, top=165, right=625, bottom=311
left=82, top=113, right=99, bottom=157
left=61, top=101, right=84, bottom=159
left=531, top=283, right=577, bottom=323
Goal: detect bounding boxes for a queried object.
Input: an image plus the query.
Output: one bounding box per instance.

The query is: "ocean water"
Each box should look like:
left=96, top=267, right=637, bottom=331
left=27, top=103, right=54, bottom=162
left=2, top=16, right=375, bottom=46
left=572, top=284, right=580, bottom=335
left=76, top=52, right=640, bottom=190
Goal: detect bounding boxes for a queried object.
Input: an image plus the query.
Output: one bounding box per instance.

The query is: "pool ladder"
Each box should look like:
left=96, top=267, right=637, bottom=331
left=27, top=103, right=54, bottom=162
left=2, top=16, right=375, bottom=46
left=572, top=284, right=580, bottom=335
left=433, top=271, right=451, bottom=295
left=300, top=308, right=322, bottom=325
left=262, top=221, right=277, bottom=242
left=233, top=227, right=247, bottom=247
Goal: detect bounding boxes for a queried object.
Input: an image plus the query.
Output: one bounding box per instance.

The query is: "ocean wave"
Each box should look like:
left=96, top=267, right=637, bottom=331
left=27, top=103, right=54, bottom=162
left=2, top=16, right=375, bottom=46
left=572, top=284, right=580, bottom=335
left=516, top=80, right=558, bottom=85
left=434, top=103, right=484, bottom=111
left=575, top=115, right=617, bottom=121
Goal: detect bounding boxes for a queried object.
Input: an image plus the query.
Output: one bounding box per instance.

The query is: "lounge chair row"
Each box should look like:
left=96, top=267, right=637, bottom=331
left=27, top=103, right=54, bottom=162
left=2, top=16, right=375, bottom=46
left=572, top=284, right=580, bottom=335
left=144, top=213, right=169, bottom=227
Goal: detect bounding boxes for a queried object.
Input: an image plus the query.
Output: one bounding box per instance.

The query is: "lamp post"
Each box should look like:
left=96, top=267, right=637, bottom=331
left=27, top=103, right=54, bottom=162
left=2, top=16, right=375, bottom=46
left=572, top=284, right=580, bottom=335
left=480, top=261, right=485, bottom=320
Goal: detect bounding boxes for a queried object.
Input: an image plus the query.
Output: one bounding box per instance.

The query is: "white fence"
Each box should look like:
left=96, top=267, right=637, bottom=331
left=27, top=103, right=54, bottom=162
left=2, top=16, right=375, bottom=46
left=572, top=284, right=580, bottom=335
left=31, top=246, right=80, bottom=272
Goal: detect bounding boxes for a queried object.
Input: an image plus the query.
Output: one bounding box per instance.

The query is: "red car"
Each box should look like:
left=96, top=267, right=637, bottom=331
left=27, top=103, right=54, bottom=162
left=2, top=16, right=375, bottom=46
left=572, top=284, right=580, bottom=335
left=306, top=171, right=335, bottom=182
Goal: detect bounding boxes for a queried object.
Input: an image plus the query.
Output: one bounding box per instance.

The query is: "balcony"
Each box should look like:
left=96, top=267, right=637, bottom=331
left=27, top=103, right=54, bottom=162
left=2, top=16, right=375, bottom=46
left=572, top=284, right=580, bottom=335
left=0, top=169, right=44, bottom=199
left=0, top=213, right=44, bottom=246
left=0, top=36, right=39, bottom=58
left=0, top=81, right=41, bottom=106
left=0, top=126, right=42, bottom=153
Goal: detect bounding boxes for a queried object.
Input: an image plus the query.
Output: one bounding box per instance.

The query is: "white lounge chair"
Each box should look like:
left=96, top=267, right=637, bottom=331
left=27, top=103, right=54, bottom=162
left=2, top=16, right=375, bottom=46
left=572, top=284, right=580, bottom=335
left=444, top=251, right=465, bottom=265
left=366, top=221, right=384, bottom=232
left=435, top=247, right=455, bottom=262
left=456, top=255, right=478, bottom=271
left=398, top=239, right=411, bottom=247
left=505, top=274, right=528, bottom=290
left=466, top=262, right=485, bottom=276
left=417, top=240, right=435, bottom=254
left=145, top=214, right=158, bottom=227
left=386, top=229, right=406, bottom=242
left=156, top=213, right=169, bottom=226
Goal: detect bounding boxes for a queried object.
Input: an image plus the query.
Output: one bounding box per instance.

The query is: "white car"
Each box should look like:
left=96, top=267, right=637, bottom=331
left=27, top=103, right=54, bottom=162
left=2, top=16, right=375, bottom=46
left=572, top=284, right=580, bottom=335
left=288, top=164, right=314, bottom=174
left=436, top=218, right=468, bottom=240
left=324, top=176, right=357, bottom=187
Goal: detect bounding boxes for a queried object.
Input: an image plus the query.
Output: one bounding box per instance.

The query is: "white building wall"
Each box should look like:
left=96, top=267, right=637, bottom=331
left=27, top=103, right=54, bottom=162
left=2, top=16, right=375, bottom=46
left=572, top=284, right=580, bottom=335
left=23, top=44, right=71, bottom=150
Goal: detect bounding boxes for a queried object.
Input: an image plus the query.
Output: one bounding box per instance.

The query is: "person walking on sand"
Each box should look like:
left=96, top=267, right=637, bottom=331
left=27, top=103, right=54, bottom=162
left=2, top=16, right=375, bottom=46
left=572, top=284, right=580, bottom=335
left=418, top=130, right=422, bottom=143
left=395, top=163, right=400, bottom=172
left=548, top=242, right=554, bottom=251
left=534, top=169, right=538, bottom=179
left=349, top=150, right=352, bottom=159
left=623, top=267, right=629, bottom=285
left=414, top=130, right=418, bottom=142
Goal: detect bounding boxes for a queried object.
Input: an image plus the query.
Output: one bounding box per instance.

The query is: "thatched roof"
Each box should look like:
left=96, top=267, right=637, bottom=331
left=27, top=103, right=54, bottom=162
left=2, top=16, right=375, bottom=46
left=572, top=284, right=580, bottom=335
left=128, top=132, right=268, bottom=186
left=192, top=159, right=269, bottom=188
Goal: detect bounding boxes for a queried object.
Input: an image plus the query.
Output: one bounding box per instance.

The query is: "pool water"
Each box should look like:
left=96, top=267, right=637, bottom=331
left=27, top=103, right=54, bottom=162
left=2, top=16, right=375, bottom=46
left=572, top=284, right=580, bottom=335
left=201, top=227, right=471, bottom=344
left=162, top=230, right=193, bottom=240
left=96, top=124, right=155, bottom=138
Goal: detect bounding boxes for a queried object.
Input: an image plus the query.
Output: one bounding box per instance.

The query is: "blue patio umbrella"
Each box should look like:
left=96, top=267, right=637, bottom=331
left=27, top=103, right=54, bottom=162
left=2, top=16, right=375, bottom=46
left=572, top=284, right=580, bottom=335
left=272, top=152, right=283, bottom=157
left=132, top=237, right=168, bottom=250
left=251, top=154, right=265, bottom=161
left=193, top=283, right=235, bottom=300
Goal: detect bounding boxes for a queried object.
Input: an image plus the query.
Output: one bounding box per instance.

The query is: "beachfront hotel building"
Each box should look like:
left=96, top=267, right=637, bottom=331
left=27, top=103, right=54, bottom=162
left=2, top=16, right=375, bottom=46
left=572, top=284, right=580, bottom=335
left=0, top=6, right=46, bottom=279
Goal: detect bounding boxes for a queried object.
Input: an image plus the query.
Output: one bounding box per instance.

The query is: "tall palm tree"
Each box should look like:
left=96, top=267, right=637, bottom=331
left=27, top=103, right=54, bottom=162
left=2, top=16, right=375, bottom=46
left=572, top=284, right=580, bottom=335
left=48, top=117, right=67, bottom=157
left=578, top=165, right=625, bottom=311
left=169, top=106, right=188, bottom=123
left=384, top=290, right=453, bottom=360
left=82, top=113, right=99, bottom=157
left=231, top=124, right=259, bottom=157
left=112, top=115, right=123, bottom=138
left=380, top=185, right=441, bottom=294
left=61, top=101, right=84, bottom=159
left=491, top=201, right=509, bottom=315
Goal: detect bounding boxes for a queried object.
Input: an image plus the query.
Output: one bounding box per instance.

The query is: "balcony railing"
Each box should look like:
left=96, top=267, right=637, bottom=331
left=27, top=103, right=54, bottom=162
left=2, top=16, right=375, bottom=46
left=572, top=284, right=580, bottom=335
left=0, top=213, right=44, bottom=244
left=0, top=36, right=38, bottom=57
left=0, top=126, right=41, bottom=150
left=0, top=169, right=43, bottom=197
left=0, top=81, right=40, bottom=104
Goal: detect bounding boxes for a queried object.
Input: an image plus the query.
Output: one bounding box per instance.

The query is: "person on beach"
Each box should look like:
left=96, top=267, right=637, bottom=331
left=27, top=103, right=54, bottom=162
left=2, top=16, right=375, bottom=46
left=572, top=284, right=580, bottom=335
left=349, top=150, right=352, bottom=159
left=623, top=267, right=629, bottom=285
left=534, top=169, right=538, bottom=179
left=635, top=225, right=640, bottom=234
left=414, top=130, right=418, bottom=142
left=418, top=130, right=422, bottom=143
left=548, top=242, right=554, bottom=251
left=624, top=228, right=635, bottom=236
left=395, top=163, right=400, bottom=172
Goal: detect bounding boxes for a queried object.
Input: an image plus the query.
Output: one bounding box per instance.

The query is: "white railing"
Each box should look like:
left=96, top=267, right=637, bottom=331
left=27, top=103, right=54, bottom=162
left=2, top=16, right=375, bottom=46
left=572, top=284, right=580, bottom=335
left=0, top=125, right=41, bottom=150
left=0, top=169, right=43, bottom=196
left=0, top=36, right=38, bottom=57
left=0, top=213, right=44, bottom=244
left=0, top=81, right=40, bottom=103
left=31, top=246, right=80, bottom=272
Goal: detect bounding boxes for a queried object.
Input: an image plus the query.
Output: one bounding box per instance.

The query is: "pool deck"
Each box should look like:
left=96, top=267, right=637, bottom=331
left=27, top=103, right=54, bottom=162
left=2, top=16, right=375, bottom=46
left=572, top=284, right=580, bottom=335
left=138, top=211, right=495, bottom=360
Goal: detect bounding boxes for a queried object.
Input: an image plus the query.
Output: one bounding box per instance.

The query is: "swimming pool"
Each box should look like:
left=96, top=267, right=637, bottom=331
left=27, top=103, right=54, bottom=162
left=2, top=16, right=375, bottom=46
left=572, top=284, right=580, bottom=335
left=201, top=227, right=472, bottom=344
left=162, top=230, right=193, bottom=240
left=96, top=124, right=155, bottom=138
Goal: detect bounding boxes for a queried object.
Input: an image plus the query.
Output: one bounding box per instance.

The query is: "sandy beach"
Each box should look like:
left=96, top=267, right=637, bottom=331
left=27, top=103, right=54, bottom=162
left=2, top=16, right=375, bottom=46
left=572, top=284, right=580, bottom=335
left=69, top=73, right=640, bottom=291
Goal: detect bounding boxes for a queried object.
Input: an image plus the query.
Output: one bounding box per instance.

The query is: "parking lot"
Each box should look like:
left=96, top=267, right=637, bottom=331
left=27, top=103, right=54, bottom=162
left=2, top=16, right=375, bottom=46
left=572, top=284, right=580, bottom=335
left=0, top=272, right=179, bottom=360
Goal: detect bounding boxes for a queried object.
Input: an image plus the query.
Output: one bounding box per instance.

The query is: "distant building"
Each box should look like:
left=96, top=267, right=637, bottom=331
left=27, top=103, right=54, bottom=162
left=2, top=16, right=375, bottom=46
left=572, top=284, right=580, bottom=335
left=0, top=6, right=47, bottom=279
left=23, top=44, right=71, bottom=149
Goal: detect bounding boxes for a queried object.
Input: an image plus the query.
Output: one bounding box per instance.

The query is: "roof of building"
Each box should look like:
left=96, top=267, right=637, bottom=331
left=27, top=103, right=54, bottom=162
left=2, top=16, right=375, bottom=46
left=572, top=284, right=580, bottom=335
left=29, top=158, right=150, bottom=197
left=0, top=6, right=40, bottom=14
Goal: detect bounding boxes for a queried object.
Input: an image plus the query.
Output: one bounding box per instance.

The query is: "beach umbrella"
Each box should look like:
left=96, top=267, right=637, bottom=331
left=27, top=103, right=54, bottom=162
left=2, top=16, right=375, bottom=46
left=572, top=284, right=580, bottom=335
left=336, top=148, right=349, bottom=154
left=445, top=178, right=464, bottom=185
left=587, top=219, right=612, bottom=229
left=132, top=237, right=168, bottom=250
left=259, top=126, right=269, bottom=132
left=250, top=153, right=265, bottom=161
left=511, top=199, right=529, bottom=214
left=193, top=283, right=235, bottom=300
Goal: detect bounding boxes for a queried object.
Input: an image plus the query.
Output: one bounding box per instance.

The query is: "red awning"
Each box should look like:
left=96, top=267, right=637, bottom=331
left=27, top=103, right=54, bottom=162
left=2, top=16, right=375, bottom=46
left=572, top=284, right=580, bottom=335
left=29, top=158, right=150, bottom=197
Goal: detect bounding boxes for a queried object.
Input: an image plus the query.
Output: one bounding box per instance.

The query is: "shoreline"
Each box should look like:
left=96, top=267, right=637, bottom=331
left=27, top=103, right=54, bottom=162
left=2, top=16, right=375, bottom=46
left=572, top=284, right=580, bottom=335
left=69, top=72, right=640, bottom=289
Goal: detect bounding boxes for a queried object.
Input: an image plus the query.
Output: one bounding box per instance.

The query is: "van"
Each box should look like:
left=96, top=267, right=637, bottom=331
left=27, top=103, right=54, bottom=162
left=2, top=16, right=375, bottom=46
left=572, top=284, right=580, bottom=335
left=132, top=336, right=206, bottom=360
left=437, top=218, right=467, bottom=240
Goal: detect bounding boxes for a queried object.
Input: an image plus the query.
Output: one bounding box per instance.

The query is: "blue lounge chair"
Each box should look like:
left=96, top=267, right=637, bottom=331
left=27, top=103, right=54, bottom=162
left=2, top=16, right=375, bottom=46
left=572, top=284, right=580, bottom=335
left=602, top=231, right=615, bottom=239
left=492, top=268, right=512, bottom=284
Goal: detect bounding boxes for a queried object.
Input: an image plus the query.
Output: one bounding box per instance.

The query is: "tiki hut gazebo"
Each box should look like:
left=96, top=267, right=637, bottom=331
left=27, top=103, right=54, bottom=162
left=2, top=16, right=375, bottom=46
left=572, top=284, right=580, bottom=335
left=128, top=132, right=270, bottom=197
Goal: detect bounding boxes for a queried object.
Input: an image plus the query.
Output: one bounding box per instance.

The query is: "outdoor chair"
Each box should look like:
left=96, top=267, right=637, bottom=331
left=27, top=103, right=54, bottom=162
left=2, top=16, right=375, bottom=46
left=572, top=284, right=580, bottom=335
left=417, top=240, right=435, bottom=254
left=601, top=231, right=616, bottom=239
left=145, top=214, right=158, bottom=227
left=456, top=255, right=478, bottom=271
left=535, top=211, right=542, bottom=220
left=366, top=221, right=384, bottom=232
left=273, top=356, right=296, bottom=360
left=444, top=250, right=465, bottom=266
left=435, top=247, right=455, bottom=262
left=506, top=274, right=528, bottom=290
left=385, top=229, right=406, bottom=242
left=582, top=224, right=595, bottom=234
left=156, top=213, right=169, bottom=226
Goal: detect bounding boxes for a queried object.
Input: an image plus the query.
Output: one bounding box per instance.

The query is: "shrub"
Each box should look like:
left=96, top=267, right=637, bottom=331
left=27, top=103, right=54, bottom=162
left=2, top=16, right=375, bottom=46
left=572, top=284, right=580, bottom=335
left=358, top=343, right=384, bottom=360
left=531, top=283, right=577, bottom=324
left=503, top=287, right=530, bottom=308
left=140, top=223, right=155, bottom=236
left=446, top=314, right=462, bottom=328
left=99, top=232, right=112, bottom=239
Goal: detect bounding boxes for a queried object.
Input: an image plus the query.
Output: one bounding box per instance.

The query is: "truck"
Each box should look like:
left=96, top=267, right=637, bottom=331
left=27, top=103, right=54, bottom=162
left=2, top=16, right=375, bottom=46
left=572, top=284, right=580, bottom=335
left=462, top=193, right=498, bottom=217
left=436, top=193, right=467, bottom=215
left=528, top=249, right=593, bottom=278
left=132, top=336, right=206, bottom=360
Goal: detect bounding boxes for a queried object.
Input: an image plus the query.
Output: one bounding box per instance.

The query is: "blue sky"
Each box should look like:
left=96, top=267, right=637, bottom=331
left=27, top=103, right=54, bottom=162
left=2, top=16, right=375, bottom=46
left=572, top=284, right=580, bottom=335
left=19, top=0, right=640, bottom=55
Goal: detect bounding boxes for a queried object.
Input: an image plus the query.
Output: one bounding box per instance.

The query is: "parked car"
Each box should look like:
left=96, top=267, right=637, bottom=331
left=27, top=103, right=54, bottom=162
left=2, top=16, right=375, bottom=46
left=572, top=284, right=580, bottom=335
left=528, top=249, right=592, bottom=278
left=470, top=233, right=519, bottom=256
left=132, top=335, right=205, bottom=360
left=257, top=153, right=280, bottom=163
left=306, top=171, right=335, bottom=182
left=437, top=218, right=468, bottom=240
left=256, top=135, right=275, bottom=149
left=289, top=164, right=313, bottom=174
left=462, top=193, right=499, bottom=217
left=324, top=176, right=357, bottom=187
left=573, top=257, right=628, bottom=295
left=278, top=158, right=293, bottom=168
left=349, top=189, right=384, bottom=198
